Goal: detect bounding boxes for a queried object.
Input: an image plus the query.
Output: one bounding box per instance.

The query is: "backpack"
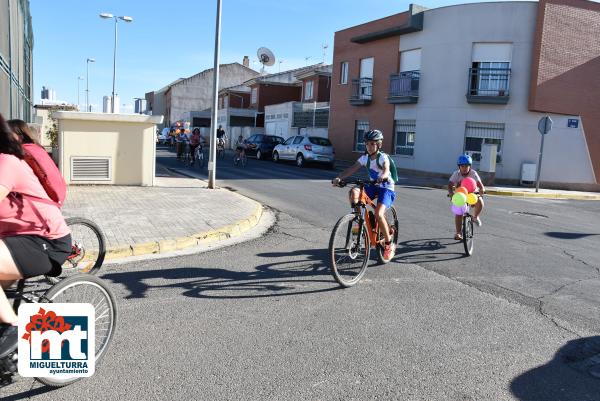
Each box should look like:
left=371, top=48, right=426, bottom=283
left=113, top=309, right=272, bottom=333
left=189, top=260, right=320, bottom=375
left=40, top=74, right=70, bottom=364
left=22, top=143, right=67, bottom=207
left=366, top=151, right=399, bottom=183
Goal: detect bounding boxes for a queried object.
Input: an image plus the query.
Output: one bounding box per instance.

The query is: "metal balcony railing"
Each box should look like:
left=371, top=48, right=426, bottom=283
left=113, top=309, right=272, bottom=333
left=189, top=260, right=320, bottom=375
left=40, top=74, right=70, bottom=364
left=350, top=77, right=373, bottom=105
left=388, top=71, right=420, bottom=103
left=467, top=68, right=511, bottom=104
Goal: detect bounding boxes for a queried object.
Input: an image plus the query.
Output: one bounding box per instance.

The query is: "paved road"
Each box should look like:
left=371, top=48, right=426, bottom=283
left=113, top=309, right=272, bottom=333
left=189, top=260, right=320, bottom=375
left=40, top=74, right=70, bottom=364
left=162, top=146, right=600, bottom=334
left=3, top=146, right=599, bottom=400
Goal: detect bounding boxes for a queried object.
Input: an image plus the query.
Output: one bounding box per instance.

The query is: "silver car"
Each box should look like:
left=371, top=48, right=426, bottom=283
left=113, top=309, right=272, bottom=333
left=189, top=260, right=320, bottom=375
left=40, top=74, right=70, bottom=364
left=272, top=135, right=335, bottom=168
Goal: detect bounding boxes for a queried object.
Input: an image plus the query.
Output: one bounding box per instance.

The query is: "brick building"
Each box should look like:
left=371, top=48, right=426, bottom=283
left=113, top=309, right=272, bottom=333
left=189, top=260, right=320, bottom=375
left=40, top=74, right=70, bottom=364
left=329, top=0, right=600, bottom=189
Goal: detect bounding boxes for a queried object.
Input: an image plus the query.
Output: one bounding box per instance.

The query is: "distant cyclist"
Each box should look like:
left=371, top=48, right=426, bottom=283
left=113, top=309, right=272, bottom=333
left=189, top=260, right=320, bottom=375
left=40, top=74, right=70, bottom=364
left=216, top=125, right=227, bottom=148
left=332, top=129, right=396, bottom=260
left=448, top=154, right=485, bottom=240
left=234, top=134, right=246, bottom=162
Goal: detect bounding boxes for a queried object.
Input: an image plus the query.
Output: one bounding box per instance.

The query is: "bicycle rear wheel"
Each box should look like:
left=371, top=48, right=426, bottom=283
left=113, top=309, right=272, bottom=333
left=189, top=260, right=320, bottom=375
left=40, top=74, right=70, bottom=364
left=462, top=214, right=474, bottom=256
left=47, top=218, right=106, bottom=284
left=35, top=274, right=117, bottom=388
left=376, top=206, right=399, bottom=264
left=328, top=213, right=370, bottom=287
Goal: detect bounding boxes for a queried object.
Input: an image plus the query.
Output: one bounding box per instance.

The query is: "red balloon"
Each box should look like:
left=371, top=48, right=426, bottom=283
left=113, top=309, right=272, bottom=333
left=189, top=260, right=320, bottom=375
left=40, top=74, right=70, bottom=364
left=462, top=177, right=477, bottom=193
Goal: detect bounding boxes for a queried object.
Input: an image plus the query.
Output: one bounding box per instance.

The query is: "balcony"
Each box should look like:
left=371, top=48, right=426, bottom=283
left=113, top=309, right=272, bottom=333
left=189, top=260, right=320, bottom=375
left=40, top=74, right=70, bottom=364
left=349, top=78, right=373, bottom=106
left=466, top=68, right=511, bottom=104
left=388, top=71, right=420, bottom=104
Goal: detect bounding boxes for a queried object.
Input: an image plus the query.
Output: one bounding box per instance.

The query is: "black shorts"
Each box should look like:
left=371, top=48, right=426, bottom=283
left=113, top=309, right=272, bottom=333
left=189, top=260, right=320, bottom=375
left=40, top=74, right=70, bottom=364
left=4, top=234, right=72, bottom=278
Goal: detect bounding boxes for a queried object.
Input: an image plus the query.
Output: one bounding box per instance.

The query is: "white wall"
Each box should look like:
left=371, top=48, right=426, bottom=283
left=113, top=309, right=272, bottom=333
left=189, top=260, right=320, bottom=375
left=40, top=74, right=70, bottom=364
left=265, top=102, right=293, bottom=139
left=392, top=2, right=595, bottom=184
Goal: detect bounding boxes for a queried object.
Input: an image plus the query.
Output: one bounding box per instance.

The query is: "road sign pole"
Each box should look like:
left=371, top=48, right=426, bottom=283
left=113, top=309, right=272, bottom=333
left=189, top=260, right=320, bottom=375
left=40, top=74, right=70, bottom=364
left=535, top=130, right=546, bottom=193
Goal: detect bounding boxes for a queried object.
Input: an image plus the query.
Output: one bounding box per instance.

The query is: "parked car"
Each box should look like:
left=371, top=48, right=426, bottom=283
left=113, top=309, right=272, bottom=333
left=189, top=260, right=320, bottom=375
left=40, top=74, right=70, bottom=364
left=157, top=128, right=170, bottom=145
left=272, top=135, right=335, bottom=168
left=244, top=134, right=285, bottom=160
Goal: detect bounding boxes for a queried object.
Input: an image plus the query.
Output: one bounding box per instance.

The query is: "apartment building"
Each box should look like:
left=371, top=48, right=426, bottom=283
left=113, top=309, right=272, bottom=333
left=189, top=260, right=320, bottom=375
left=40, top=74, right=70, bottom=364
left=329, top=0, right=600, bottom=189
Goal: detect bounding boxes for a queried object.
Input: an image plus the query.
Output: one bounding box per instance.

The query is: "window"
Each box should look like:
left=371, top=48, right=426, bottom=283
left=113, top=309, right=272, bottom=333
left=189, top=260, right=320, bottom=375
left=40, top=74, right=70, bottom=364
left=340, top=62, right=348, bottom=84
left=251, top=87, right=257, bottom=104
left=472, top=62, right=510, bottom=96
left=354, top=120, right=369, bottom=152
left=283, top=113, right=288, bottom=118
left=394, top=120, right=416, bottom=156
left=283, top=137, right=294, bottom=145
left=293, top=136, right=304, bottom=145
left=276, top=113, right=282, bottom=119
left=464, top=121, right=504, bottom=163
left=224, top=95, right=229, bottom=108
left=304, top=81, right=314, bottom=100
left=309, top=137, right=332, bottom=146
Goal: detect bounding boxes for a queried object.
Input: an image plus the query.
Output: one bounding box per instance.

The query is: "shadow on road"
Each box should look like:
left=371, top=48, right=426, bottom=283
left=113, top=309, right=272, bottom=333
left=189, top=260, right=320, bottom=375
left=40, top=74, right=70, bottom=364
left=510, top=336, right=600, bottom=400
left=103, top=249, right=337, bottom=300
left=0, top=383, right=55, bottom=401
left=394, top=238, right=466, bottom=264
left=545, top=231, right=599, bottom=240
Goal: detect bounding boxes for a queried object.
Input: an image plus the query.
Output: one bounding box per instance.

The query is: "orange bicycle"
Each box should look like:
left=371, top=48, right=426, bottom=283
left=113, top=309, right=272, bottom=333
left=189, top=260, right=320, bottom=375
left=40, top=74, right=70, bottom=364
left=329, top=179, right=399, bottom=287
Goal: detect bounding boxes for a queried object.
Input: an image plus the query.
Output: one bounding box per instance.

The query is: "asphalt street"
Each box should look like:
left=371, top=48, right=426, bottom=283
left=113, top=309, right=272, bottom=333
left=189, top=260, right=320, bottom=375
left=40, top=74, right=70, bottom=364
left=3, top=145, right=599, bottom=400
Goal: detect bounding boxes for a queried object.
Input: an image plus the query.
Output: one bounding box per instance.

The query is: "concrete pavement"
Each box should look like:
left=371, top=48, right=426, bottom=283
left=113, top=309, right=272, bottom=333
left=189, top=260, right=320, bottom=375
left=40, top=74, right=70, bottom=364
left=61, top=174, right=263, bottom=261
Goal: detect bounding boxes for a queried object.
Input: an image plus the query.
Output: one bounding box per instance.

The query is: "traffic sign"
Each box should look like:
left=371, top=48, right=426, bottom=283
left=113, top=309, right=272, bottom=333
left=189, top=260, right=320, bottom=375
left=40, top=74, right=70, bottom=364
left=538, top=116, right=553, bottom=135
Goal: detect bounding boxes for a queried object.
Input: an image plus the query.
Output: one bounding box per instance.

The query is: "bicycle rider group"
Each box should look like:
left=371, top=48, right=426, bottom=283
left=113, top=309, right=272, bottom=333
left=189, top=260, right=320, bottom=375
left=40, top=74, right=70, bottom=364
left=330, top=129, right=486, bottom=285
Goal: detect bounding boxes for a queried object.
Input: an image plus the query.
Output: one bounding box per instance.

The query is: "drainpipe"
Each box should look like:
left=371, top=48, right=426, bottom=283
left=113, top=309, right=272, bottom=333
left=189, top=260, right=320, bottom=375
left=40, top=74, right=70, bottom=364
left=8, top=0, right=13, bottom=118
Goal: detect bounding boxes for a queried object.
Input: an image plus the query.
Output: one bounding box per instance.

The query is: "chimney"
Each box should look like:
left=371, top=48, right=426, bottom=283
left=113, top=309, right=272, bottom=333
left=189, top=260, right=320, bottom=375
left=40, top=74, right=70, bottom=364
left=243, top=56, right=249, bottom=67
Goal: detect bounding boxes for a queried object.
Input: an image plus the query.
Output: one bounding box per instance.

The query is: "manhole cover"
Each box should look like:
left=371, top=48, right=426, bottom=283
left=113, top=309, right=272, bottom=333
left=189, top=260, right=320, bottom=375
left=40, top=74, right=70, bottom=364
left=509, top=211, right=549, bottom=218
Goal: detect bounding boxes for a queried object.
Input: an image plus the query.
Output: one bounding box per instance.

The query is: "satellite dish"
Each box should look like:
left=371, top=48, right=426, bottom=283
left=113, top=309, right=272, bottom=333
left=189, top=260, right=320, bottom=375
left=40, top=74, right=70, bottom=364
left=257, top=47, right=275, bottom=72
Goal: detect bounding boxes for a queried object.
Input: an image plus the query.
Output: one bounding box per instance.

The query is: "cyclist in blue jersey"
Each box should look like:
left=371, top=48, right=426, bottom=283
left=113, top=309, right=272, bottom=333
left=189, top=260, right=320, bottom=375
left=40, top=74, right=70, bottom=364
left=332, top=130, right=396, bottom=259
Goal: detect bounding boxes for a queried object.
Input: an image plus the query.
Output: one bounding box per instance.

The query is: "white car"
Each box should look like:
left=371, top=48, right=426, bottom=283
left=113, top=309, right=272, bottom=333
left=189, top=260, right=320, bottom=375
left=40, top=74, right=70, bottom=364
left=157, top=128, right=170, bottom=145
left=272, top=135, right=335, bottom=168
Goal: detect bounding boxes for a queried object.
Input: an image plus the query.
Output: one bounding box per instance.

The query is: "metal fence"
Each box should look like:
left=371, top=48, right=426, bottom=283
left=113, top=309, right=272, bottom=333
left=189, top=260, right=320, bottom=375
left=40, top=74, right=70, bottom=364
left=292, top=102, right=329, bottom=128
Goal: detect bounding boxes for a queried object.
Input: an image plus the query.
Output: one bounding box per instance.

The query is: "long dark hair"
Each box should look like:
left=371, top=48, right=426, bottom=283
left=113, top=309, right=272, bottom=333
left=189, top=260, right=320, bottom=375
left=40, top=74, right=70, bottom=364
left=0, top=113, right=24, bottom=159
left=7, top=119, right=39, bottom=145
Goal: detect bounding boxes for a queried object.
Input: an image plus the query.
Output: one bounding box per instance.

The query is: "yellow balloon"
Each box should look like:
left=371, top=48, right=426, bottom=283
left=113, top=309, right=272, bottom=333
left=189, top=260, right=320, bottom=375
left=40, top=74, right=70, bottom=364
left=466, top=193, right=478, bottom=205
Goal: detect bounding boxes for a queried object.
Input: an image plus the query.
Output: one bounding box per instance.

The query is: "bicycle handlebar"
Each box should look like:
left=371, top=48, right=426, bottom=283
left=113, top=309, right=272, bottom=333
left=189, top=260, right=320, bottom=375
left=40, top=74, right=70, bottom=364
left=334, top=178, right=388, bottom=188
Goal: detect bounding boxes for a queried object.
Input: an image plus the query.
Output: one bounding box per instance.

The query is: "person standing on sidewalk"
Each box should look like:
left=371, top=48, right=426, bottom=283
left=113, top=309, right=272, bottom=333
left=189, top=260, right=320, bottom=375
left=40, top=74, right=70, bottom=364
left=0, top=113, right=72, bottom=358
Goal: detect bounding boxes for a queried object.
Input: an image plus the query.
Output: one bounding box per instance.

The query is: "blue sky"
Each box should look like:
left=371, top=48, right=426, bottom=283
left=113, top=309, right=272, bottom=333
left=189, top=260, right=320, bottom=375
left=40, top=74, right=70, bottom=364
left=31, top=0, right=531, bottom=113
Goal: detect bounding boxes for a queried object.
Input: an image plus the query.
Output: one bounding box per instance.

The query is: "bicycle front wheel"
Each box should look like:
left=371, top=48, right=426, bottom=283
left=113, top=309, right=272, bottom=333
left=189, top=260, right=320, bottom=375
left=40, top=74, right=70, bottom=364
left=36, top=274, right=118, bottom=388
left=328, top=213, right=370, bottom=287
left=462, top=214, right=474, bottom=256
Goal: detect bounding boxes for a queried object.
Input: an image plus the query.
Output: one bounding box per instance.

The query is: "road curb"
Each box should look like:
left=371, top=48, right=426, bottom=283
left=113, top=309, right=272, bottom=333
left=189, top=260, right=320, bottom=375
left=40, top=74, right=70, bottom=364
left=104, top=200, right=263, bottom=261
left=397, top=183, right=600, bottom=200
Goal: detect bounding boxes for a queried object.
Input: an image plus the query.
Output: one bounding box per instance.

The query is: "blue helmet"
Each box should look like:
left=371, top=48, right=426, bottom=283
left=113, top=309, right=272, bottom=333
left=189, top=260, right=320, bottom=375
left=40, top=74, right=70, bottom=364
left=457, top=154, right=472, bottom=166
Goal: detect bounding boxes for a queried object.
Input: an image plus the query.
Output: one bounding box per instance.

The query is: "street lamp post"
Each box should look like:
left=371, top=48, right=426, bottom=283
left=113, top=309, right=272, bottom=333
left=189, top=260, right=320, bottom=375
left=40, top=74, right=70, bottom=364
left=208, top=0, right=222, bottom=189
left=86, top=58, right=95, bottom=112
left=100, top=13, right=133, bottom=113
left=77, top=76, right=84, bottom=110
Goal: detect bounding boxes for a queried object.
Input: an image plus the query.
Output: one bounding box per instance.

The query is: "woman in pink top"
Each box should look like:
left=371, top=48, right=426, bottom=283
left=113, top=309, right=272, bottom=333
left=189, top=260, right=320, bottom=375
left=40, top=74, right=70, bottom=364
left=0, top=114, right=71, bottom=358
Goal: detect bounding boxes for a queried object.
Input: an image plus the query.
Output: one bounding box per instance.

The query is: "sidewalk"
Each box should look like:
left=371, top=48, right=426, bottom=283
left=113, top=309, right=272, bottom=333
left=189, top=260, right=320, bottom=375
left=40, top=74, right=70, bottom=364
left=334, top=160, right=600, bottom=200
left=394, top=175, right=600, bottom=200
left=61, top=175, right=263, bottom=261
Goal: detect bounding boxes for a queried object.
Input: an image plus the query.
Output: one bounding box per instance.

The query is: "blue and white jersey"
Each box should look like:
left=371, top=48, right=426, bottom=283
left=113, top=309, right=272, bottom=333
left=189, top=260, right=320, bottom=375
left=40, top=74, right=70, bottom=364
left=358, top=154, right=395, bottom=191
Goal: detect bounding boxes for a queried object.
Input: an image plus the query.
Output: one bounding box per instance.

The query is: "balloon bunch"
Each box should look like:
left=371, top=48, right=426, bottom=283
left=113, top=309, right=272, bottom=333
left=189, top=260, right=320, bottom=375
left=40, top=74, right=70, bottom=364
left=451, top=177, right=478, bottom=216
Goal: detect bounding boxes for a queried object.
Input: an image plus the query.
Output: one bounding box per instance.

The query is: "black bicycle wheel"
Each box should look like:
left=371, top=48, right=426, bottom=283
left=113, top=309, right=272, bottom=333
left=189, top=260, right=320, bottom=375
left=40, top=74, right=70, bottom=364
left=376, top=206, right=399, bottom=264
left=329, top=213, right=370, bottom=287
left=462, top=214, right=474, bottom=256
left=35, top=274, right=117, bottom=388
left=46, top=218, right=106, bottom=284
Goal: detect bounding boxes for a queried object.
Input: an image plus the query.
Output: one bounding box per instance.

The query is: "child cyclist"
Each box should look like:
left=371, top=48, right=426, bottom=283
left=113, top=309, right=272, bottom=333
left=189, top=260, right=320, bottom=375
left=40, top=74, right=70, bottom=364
left=332, top=129, right=396, bottom=259
left=448, top=154, right=485, bottom=240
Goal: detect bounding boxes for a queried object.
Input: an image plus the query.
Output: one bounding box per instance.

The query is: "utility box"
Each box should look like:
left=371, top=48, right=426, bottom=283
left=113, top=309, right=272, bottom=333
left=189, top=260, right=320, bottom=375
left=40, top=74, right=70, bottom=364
left=52, top=112, right=163, bottom=186
left=521, top=163, right=537, bottom=186
left=480, top=143, right=497, bottom=173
